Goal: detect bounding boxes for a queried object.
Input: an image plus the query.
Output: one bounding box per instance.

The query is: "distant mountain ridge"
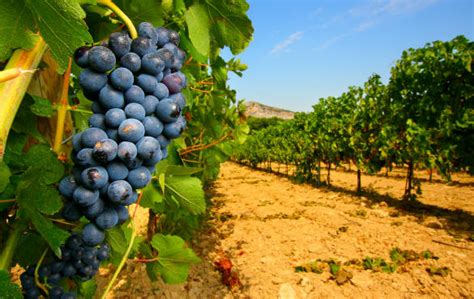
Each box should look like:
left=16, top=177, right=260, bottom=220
left=244, top=101, right=295, bottom=120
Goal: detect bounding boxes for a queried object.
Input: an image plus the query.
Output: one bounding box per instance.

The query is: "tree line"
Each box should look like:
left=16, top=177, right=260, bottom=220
left=234, top=36, right=473, bottom=198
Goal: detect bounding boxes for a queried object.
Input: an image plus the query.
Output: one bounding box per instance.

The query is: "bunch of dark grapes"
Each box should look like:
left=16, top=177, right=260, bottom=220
left=21, top=23, right=187, bottom=298
left=20, top=234, right=110, bottom=299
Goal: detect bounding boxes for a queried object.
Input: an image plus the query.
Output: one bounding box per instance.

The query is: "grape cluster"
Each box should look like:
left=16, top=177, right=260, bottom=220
left=21, top=23, right=187, bottom=298
left=20, top=234, right=109, bottom=299
left=59, top=23, right=187, bottom=246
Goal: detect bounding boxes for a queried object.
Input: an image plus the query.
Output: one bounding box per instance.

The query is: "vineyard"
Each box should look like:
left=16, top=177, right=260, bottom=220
left=235, top=36, right=473, bottom=199
left=0, top=0, right=473, bottom=298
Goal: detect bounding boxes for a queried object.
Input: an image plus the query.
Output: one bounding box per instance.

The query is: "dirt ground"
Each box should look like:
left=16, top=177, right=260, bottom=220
left=96, top=162, right=474, bottom=298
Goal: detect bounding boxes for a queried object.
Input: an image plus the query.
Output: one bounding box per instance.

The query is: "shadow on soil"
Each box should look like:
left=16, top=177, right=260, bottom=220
left=236, top=162, right=474, bottom=238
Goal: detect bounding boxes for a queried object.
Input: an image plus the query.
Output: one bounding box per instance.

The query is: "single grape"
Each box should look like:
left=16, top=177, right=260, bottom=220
left=75, top=148, right=98, bottom=167
left=162, top=72, right=186, bottom=94
left=109, top=67, right=134, bottom=91
left=168, top=30, right=180, bottom=46
left=156, top=48, right=174, bottom=68
left=142, top=150, right=162, bottom=166
left=106, top=161, right=129, bottom=181
left=141, top=52, right=165, bottom=75
left=92, top=139, right=118, bottom=163
left=81, top=128, right=108, bottom=148
left=59, top=176, right=78, bottom=198
left=107, top=180, right=133, bottom=203
left=123, top=157, right=143, bottom=169
left=49, top=286, right=64, bottom=299
left=88, top=113, right=106, bottom=130
left=155, top=27, right=170, bottom=47
left=118, top=119, right=145, bottom=143
left=117, top=141, right=138, bottom=161
left=115, top=205, right=129, bottom=224
left=24, top=287, right=40, bottom=299
left=122, top=190, right=138, bottom=205
left=91, top=102, right=105, bottom=114
left=143, top=116, right=164, bottom=137
left=131, top=36, right=154, bottom=57
left=155, top=71, right=164, bottom=82
left=82, top=223, right=105, bottom=246
left=124, top=103, right=146, bottom=121
left=106, top=128, right=119, bottom=141
left=50, top=261, right=65, bottom=273
left=99, top=84, right=125, bottom=109
left=79, top=69, right=108, bottom=93
left=74, top=46, right=91, bottom=68
left=163, top=116, right=186, bottom=139
left=62, top=202, right=82, bottom=222
left=80, top=166, right=109, bottom=190
left=138, top=22, right=158, bottom=45
left=157, top=135, right=170, bottom=148
left=95, top=207, right=119, bottom=230
left=163, top=42, right=179, bottom=55
left=47, top=273, right=62, bottom=285
left=73, top=187, right=99, bottom=207
left=72, top=132, right=83, bottom=152
left=168, top=92, right=186, bottom=110
left=120, top=52, right=141, bottom=72
left=104, top=108, right=126, bottom=128
left=84, top=197, right=105, bottom=219
left=88, top=46, right=116, bottom=73
left=136, top=74, right=158, bottom=93
left=127, top=166, right=152, bottom=189
left=61, top=263, right=76, bottom=277
left=66, top=234, right=83, bottom=249
left=152, top=83, right=169, bottom=100
left=155, top=98, right=181, bottom=123
left=136, top=136, right=160, bottom=160
left=124, top=85, right=146, bottom=105
left=142, top=95, right=159, bottom=115
left=108, top=32, right=132, bottom=58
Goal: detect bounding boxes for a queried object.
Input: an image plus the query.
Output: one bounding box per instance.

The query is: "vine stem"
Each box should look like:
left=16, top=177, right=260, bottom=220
left=100, top=221, right=136, bottom=299
left=96, top=0, right=138, bottom=39
left=0, top=37, right=48, bottom=161
left=53, top=58, right=72, bottom=154
left=34, top=249, right=49, bottom=295
left=0, top=199, right=16, bottom=203
left=0, top=222, right=26, bottom=270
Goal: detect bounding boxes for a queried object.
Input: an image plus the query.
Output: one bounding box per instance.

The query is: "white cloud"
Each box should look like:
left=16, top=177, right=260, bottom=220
left=316, top=33, right=348, bottom=50
left=270, top=31, right=304, bottom=55
left=350, top=0, right=438, bottom=17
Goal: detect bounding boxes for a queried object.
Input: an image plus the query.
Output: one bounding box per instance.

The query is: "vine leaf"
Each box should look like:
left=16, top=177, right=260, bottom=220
left=149, top=234, right=200, bottom=284
left=0, top=0, right=38, bottom=62
left=78, top=279, right=97, bottom=299
left=29, top=95, right=54, bottom=117
left=115, top=0, right=164, bottom=26
left=13, top=232, right=48, bottom=268
left=0, top=162, right=11, bottom=193
left=204, top=0, right=254, bottom=55
left=184, top=3, right=210, bottom=57
left=25, top=0, right=92, bottom=73
left=0, top=270, right=22, bottom=299
left=165, top=176, right=205, bottom=214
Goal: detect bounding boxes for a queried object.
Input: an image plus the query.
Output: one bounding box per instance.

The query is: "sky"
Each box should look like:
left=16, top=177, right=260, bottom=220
left=223, top=0, right=474, bottom=112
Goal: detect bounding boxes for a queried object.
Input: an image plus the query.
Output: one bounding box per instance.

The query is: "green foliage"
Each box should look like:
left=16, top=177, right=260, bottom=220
left=148, top=234, right=200, bottom=284
left=235, top=36, right=473, bottom=196
left=247, top=116, right=285, bottom=132
left=0, top=270, right=22, bottom=299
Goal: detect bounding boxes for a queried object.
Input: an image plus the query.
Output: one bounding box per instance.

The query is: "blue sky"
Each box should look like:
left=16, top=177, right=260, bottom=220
left=224, top=0, right=474, bottom=112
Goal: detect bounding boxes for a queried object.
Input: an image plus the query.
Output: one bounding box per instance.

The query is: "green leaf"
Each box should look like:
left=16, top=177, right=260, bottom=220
left=25, top=0, right=92, bottom=73
left=17, top=181, right=62, bottom=215
left=0, top=0, right=38, bottom=62
left=115, top=0, right=164, bottom=26
left=23, top=144, right=65, bottom=184
left=140, top=183, right=163, bottom=211
left=78, top=279, right=97, bottom=299
left=184, top=3, right=210, bottom=57
left=0, top=162, right=11, bottom=193
left=26, top=209, right=69, bottom=257
left=106, top=226, right=128, bottom=265
left=204, top=0, right=254, bottom=55
left=12, top=97, right=47, bottom=143
left=0, top=270, right=22, bottom=299
left=150, top=234, right=200, bottom=284
left=13, top=232, right=48, bottom=268
left=165, top=176, right=205, bottom=214
left=165, top=165, right=203, bottom=176
left=29, top=95, right=54, bottom=117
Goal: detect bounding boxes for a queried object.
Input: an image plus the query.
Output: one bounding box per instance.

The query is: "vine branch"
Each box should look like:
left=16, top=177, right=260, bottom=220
left=97, top=0, right=138, bottom=39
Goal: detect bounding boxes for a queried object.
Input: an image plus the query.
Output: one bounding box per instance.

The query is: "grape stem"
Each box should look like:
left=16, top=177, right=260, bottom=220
left=34, top=249, right=49, bottom=295
left=96, top=0, right=138, bottom=39
left=0, top=37, right=48, bottom=161
left=53, top=58, right=72, bottom=155
left=0, top=222, right=26, bottom=270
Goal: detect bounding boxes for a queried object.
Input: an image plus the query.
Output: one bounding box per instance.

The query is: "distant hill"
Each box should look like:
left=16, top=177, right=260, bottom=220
left=244, top=101, right=295, bottom=120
